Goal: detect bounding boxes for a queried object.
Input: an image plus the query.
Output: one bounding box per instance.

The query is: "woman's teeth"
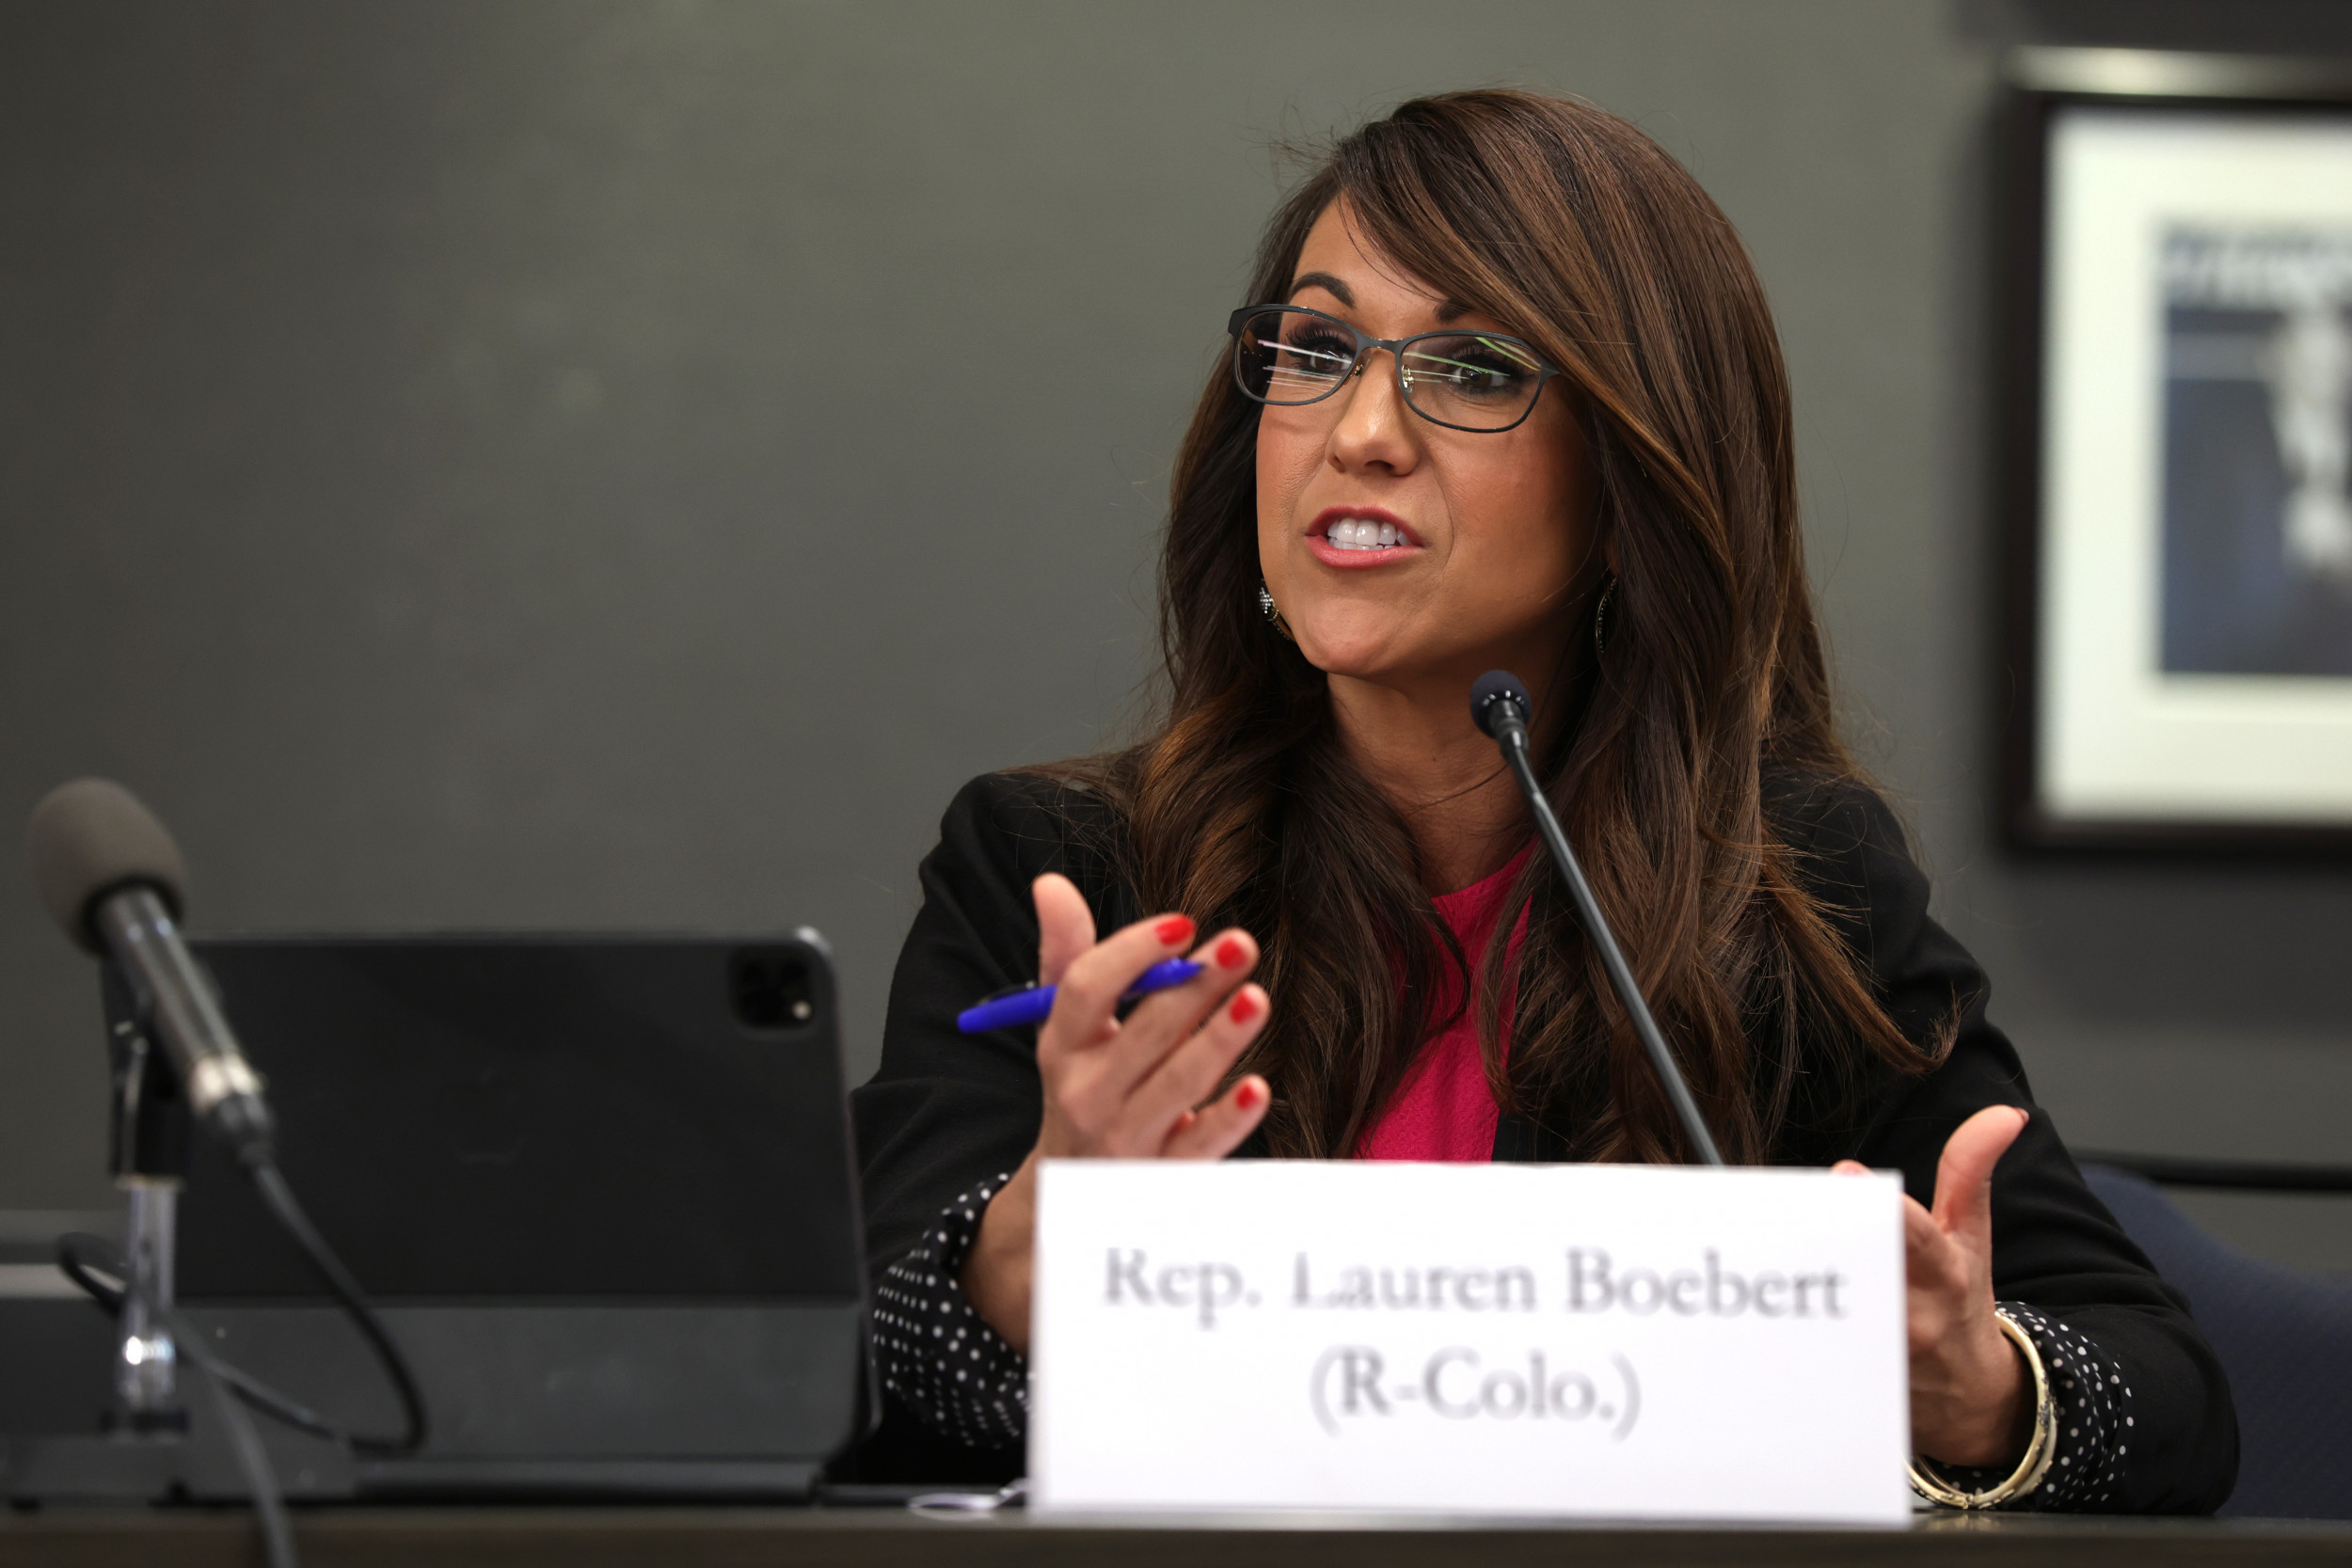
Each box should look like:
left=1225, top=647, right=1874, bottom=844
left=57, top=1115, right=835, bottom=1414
left=1325, top=518, right=1405, bottom=550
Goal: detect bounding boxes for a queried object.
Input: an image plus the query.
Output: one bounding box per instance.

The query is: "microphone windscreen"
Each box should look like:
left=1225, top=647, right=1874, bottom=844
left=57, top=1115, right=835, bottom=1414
left=25, top=779, right=188, bottom=953
left=1470, top=670, right=1530, bottom=738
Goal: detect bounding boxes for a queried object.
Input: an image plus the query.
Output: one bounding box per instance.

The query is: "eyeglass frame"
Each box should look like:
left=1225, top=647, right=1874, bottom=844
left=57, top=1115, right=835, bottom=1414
left=1225, top=303, right=1566, bottom=434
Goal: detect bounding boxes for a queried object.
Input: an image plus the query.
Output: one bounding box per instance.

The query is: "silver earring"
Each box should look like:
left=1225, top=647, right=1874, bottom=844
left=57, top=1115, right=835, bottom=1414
left=1593, top=578, right=1616, bottom=659
left=1257, top=579, right=1295, bottom=641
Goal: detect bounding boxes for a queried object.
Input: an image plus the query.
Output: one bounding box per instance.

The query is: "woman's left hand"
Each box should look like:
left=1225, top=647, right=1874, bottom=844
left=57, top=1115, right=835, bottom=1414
left=1835, top=1103, right=2033, bottom=1467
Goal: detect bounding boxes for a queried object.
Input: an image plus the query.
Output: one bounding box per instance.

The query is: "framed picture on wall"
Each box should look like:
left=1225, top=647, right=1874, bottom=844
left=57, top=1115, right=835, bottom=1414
left=2003, top=50, right=2352, bottom=851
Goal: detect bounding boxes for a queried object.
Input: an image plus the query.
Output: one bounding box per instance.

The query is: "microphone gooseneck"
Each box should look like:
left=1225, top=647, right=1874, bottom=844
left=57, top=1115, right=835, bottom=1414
left=1470, top=672, right=1726, bottom=1165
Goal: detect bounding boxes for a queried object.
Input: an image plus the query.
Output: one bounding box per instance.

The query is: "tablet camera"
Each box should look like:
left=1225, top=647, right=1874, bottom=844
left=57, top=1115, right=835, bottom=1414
left=730, top=947, right=815, bottom=1031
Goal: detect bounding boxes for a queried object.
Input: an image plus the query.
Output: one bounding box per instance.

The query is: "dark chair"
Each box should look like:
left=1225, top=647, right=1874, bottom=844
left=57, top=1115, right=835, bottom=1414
left=2080, top=1162, right=2352, bottom=1520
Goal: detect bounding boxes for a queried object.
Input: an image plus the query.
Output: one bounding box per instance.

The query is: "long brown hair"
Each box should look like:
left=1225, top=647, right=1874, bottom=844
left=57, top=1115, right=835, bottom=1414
left=1050, top=89, right=1940, bottom=1162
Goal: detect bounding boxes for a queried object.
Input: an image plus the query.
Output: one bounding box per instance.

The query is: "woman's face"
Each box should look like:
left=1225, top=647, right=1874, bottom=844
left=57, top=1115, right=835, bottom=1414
left=1256, top=203, right=1592, bottom=707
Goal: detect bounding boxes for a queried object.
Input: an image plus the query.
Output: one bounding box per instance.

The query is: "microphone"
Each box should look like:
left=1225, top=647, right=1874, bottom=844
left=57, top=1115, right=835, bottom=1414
left=26, top=778, right=429, bottom=1460
left=27, top=779, right=275, bottom=1164
left=1470, top=672, right=1724, bottom=1165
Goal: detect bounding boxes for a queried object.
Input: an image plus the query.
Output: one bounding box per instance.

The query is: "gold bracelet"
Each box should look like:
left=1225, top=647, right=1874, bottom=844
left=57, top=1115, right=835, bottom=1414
left=1906, top=1307, right=2058, bottom=1510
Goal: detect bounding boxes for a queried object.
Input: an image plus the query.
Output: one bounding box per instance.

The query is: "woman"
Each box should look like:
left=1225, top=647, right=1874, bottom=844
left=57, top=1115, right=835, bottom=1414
left=850, top=89, right=2235, bottom=1511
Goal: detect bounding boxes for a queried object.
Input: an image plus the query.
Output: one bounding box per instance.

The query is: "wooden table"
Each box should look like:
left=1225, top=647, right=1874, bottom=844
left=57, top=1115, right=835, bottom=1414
left=5, top=1506, right=2351, bottom=1567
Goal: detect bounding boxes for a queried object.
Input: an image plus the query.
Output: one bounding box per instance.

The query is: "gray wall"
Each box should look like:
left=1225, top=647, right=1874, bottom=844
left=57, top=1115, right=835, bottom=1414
left=3, top=1, right=2347, bottom=1265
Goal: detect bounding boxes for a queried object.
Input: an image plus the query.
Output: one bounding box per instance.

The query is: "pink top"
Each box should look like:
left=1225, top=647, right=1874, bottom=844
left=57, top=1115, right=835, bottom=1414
left=1356, top=846, right=1534, bottom=1163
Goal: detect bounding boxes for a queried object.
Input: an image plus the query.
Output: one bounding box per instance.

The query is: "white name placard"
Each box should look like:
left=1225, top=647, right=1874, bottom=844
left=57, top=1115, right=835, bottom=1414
left=1031, top=1160, right=1909, bottom=1523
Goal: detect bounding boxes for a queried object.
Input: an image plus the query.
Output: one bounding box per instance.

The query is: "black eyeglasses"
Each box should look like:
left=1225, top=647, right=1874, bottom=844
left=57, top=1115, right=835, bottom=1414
left=1227, top=304, right=1564, bottom=433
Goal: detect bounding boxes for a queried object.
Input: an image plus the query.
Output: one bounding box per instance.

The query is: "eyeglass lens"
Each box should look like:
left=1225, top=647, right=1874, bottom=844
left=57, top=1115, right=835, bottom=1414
left=1233, top=308, right=1545, bottom=432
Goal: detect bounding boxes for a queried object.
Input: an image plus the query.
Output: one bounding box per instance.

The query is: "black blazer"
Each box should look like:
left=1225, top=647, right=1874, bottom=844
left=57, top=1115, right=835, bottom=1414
left=849, top=769, right=2238, bottom=1509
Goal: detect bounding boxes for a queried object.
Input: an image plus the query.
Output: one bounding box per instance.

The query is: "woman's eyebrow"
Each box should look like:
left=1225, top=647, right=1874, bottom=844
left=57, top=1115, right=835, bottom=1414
left=1285, top=271, right=1354, bottom=306
left=1284, top=272, right=1480, bottom=326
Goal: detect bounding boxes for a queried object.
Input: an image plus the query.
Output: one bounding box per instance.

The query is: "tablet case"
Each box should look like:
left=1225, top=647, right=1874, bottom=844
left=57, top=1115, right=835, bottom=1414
left=3, top=931, right=868, bottom=1502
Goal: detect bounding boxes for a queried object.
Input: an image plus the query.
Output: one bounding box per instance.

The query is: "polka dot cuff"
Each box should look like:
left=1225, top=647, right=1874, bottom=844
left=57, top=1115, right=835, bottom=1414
left=1925, top=1302, right=2137, bottom=1510
left=870, top=1173, right=1027, bottom=1449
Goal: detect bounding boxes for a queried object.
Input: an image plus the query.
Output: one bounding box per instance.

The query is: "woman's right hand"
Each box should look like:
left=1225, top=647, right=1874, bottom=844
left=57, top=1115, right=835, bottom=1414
left=959, top=872, right=1272, bottom=1351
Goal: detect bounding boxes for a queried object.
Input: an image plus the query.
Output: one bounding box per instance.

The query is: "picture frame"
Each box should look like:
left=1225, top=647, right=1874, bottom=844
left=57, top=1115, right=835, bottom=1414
left=2000, top=48, right=2352, bottom=853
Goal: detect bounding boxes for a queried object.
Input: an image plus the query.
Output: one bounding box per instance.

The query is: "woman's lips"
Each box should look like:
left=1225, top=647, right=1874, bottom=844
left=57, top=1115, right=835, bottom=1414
left=1307, top=508, right=1422, bottom=569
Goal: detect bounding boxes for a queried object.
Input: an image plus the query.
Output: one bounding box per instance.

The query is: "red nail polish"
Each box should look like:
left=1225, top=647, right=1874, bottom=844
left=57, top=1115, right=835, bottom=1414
left=1228, top=991, right=1261, bottom=1025
left=1236, top=1079, right=1263, bottom=1111
left=1154, top=915, right=1195, bottom=945
left=1214, top=936, right=1247, bottom=969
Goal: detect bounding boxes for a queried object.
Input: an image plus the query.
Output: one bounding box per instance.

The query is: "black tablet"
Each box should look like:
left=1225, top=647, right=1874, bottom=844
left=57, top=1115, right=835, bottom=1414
left=115, top=932, right=866, bottom=1499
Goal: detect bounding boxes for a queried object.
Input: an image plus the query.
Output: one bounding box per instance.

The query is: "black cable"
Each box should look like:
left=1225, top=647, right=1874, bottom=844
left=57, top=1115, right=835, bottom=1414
left=57, top=1156, right=430, bottom=1460
left=56, top=1240, right=123, bottom=1313
left=189, top=1338, right=297, bottom=1568
left=187, top=1340, right=351, bottom=1449
left=242, top=1156, right=428, bottom=1457
left=59, top=1236, right=356, bottom=1449
left=56, top=1234, right=295, bottom=1568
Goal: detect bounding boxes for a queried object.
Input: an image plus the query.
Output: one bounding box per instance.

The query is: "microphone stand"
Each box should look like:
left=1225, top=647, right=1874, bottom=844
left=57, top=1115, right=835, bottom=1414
left=1473, top=673, right=1725, bottom=1166
left=105, top=968, right=192, bottom=1429
left=1, top=973, right=199, bottom=1509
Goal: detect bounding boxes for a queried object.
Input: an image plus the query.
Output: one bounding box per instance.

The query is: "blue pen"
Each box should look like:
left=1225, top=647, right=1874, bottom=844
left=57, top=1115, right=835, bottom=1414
left=956, top=958, right=1204, bottom=1034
